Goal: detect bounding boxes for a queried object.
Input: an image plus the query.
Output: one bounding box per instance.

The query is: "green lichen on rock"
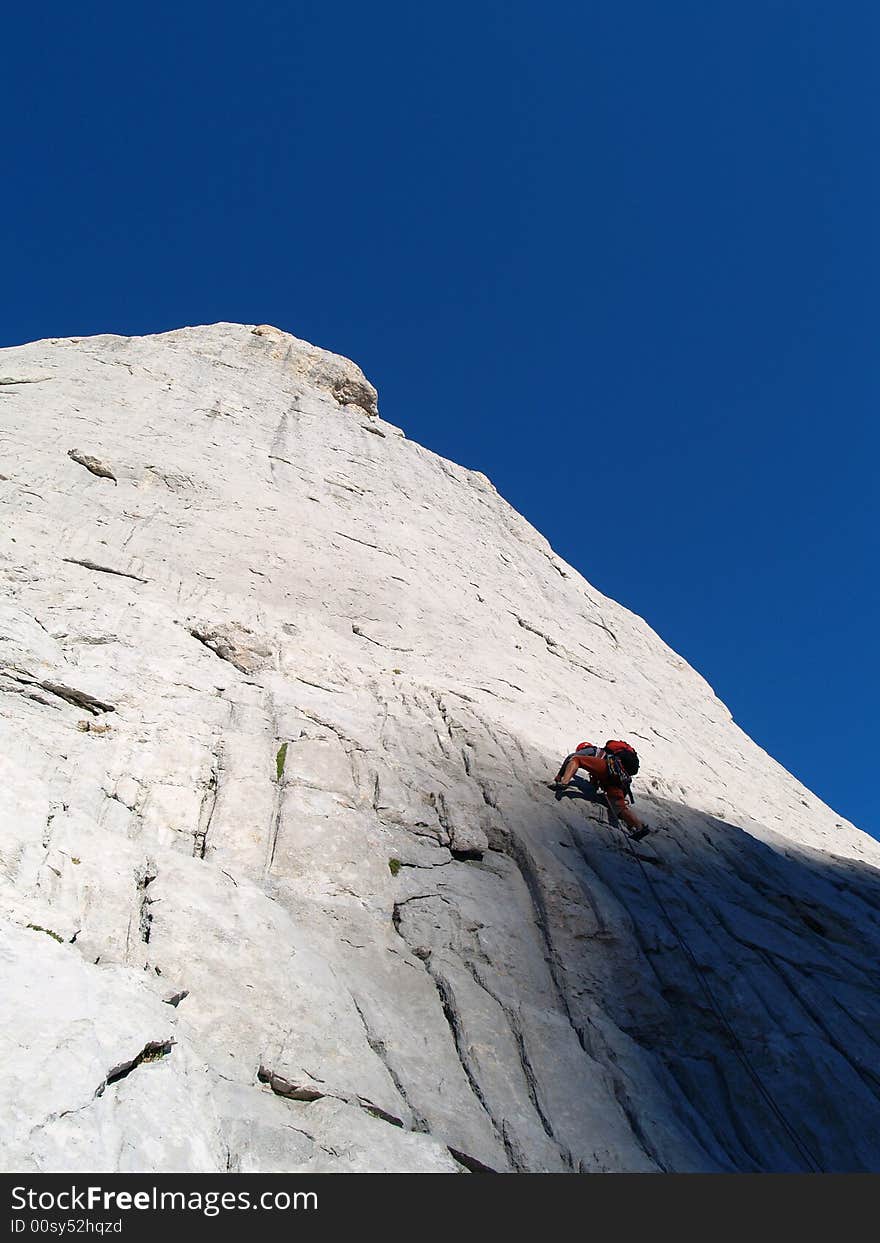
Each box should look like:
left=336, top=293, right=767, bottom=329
left=388, top=858, right=402, bottom=877
left=141, top=1043, right=172, bottom=1064
left=276, top=742, right=288, bottom=781
left=27, top=924, right=64, bottom=943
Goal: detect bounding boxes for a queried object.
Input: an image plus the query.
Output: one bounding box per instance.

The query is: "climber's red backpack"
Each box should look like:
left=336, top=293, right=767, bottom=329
left=604, top=740, right=639, bottom=775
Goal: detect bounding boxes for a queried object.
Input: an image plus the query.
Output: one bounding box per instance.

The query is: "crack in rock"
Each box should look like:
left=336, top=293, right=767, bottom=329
left=136, top=866, right=157, bottom=943
left=327, top=479, right=366, bottom=495
left=0, top=676, right=61, bottom=709
left=193, top=750, right=221, bottom=859
left=296, top=676, right=343, bottom=694
left=188, top=624, right=272, bottom=674
left=447, top=1146, right=501, bottom=1174
left=462, top=959, right=569, bottom=1164
left=257, top=1066, right=405, bottom=1128
left=336, top=532, right=393, bottom=555
left=512, top=614, right=614, bottom=681
left=350, top=996, right=426, bottom=1130
left=351, top=624, right=413, bottom=652
left=63, top=558, right=148, bottom=583
left=1, top=670, right=115, bottom=715
left=97, top=1041, right=175, bottom=1095
left=499, top=832, right=667, bottom=1170
left=298, top=708, right=366, bottom=752
left=425, top=961, right=518, bottom=1167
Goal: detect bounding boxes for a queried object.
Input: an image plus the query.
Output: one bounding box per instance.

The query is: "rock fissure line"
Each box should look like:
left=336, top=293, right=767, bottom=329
left=336, top=532, right=393, bottom=555
left=349, top=996, right=428, bottom=1131
left=424, top=960, right=521, bottom=1171
left=462, top=957, right=571, bottom=1168
left=511, top=615, right=613, bottom=682
left=99, top=1040, right=175, bottom=1094
left=298, top=708, right=366, bottom=753
left=1, top=670, right=114, bottom=715
left=754, top=949, right=880, bottom=1103
left=0, top=678, right=60, bottom=710
left=257, top=1065, right=405, bottom=1129
left=62, top=558, right=148, bottom=583
left=351, top=624, right=412, bottom=652
left=136, top=868, right=157, bottom=944
left=266, top=734, right=284, bottom=876
left=618, top=838, right=825, bottom=1172
left=193, top=754, right=221, bottom=860
left=500, top=831, right=667, bottom=1169
left=447, top=1147, right=500, bottom=1173
left=187, top=628, right=246, bottom=673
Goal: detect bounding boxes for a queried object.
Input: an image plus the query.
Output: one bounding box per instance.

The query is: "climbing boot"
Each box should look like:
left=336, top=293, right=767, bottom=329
left=628, top=825, right=651, bottom=841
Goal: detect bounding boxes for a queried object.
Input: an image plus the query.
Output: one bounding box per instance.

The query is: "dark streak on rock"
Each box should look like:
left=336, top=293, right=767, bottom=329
left=64, top=558, right=148, bottom=583
left=102, top=1040, right=174, bottom=1089
left=1, top=671, right=115, bottom=715
left=447, top=1147, right=500, bottom=1174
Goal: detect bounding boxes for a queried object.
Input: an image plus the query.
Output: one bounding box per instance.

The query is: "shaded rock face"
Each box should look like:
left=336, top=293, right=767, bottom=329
left=1, top=322, right=879, bottom=1174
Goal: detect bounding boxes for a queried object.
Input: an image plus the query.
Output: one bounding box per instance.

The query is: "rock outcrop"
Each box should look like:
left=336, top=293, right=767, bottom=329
left=2, top=322, right=879, bottom=1173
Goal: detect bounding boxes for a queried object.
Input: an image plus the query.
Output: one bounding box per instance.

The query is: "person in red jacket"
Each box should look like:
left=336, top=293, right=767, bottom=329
left=553, top=741, right=650, bottom=840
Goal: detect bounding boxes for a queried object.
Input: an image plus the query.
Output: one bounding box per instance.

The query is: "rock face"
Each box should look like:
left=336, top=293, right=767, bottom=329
left=2, top=322, right=880, bottom=1173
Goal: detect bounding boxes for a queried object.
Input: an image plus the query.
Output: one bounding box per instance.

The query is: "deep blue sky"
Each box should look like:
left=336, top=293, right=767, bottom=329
left=3, top=2, right=877, bottom=834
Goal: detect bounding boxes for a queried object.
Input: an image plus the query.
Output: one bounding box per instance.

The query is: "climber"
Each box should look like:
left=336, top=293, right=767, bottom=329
left=553, top=740, right=651, bottom=840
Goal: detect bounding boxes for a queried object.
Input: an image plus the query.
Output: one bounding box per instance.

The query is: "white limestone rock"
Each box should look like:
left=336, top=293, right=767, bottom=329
left=1, top=321, right=879, bottom=1174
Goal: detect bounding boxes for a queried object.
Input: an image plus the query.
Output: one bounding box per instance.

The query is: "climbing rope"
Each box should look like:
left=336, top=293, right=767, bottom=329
left=611, top=810, right=824, bottom=1174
